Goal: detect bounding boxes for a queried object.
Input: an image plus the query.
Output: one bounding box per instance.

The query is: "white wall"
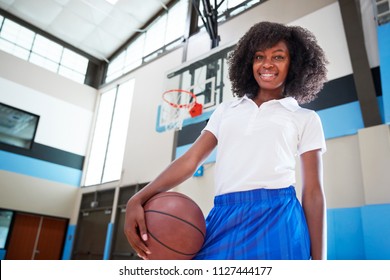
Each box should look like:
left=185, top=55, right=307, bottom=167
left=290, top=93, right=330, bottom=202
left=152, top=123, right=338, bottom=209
left=0, top=50, right=97, bottom=218
left=0, top=51, right=97, bottom=155
left=119, top=48, right=184, bottom=186
left=0, top=171, right=79, bottom=218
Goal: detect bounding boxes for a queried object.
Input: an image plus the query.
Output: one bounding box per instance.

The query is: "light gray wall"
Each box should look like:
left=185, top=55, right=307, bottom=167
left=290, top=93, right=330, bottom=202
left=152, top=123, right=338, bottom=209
left=0, top=51, right=97, bottom=218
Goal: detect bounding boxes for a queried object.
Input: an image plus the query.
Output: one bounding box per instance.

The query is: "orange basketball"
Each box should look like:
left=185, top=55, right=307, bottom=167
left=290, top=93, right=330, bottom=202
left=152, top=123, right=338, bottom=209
left=143, top=191, right=206, bottom=260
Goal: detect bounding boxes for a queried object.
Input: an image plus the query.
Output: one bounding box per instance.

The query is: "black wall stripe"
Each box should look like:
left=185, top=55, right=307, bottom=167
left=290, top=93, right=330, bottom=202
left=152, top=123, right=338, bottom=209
left=302, top=67, right=382, bottom=111
left=177, top=120, right=208, bottom=147
left=0, top=142, right=84, bottom=170
left=302, top=73, right=359, bottom=111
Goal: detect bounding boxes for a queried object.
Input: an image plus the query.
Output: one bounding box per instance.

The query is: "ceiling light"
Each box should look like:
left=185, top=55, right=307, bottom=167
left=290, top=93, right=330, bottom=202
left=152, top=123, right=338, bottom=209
left=105, top=0, right=118, bottom=5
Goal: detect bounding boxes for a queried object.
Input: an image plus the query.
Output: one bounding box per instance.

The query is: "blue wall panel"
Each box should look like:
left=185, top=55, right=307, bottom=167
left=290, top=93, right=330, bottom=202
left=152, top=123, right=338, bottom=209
left=317, top=101, right=364, bottom=140
left=176, top=143, right=216, bottom=164
left=0, top=249, right=6, bottom=260
left=0, top=150, right=82, bottom=186
left=61, top=224, right=76, bottom=260
left=103, top=223, right=114, bottom=260
left=361, top=204, right=390, bottom=260
left=327, top=207, right=365, bottom=260
left=378, top=23, right=390, bottom=124
left=327, top=204, right=390, bottom=260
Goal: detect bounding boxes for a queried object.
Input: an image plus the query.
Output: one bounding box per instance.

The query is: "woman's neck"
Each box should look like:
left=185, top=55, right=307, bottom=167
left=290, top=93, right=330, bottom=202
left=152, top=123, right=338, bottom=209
left=252, top=90, right=284, bottom=107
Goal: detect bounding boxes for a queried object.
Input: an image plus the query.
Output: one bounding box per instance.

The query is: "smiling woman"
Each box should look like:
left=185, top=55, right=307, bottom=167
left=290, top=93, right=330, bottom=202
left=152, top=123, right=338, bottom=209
left=228, top=21, right=328, bottom=105
left=124, top=21, right=329, bottom=260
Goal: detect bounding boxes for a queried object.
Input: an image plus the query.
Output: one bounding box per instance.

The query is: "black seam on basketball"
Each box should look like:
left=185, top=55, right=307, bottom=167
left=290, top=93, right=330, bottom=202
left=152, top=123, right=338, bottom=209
left=147, top=230, right=201, bottom=256
left=145, top=209, right=205, bottom=238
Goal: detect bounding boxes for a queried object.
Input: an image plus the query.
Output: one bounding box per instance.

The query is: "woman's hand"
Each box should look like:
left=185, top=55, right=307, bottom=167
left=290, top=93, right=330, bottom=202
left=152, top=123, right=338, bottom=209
left=124, top=196, right=151, bottom=260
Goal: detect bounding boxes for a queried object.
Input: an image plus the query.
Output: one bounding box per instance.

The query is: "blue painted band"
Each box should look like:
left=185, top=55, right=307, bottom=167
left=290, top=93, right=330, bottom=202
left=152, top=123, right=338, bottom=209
left=176, top=143, right=216, bottom=164
left=0, top=150, right=82, bottom=186
left=61, top=224, right=76, bottom=260
left=317, top=100, right=365, bottom=139
left=0, top=249, right=6, bottom=260
left=103, top=223, right=114, bottom=260
left=327, top=203, right=390, bottom=260
left=378, top=23, right=390, bottom=123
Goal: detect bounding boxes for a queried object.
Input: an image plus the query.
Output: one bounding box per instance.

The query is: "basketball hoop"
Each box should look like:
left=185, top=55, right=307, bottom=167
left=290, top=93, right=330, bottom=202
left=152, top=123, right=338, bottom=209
left=159, top=89, right=203, bottom=132
left=162, top=89, right=202, bottom=112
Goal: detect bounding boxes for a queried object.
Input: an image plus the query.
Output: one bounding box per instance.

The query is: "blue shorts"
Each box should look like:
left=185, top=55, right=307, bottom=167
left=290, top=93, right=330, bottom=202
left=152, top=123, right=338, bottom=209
left=193, top=186, right=310, bottom=260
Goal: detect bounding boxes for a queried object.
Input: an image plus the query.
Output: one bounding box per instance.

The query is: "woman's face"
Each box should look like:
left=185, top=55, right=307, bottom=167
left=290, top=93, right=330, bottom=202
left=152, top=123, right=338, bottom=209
left=252, top=40, right=290, bottom=95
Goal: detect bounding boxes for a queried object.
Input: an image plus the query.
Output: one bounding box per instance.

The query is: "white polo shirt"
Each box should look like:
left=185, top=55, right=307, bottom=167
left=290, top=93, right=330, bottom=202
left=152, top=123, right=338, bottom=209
left=203, top=96, right=326, bottom=195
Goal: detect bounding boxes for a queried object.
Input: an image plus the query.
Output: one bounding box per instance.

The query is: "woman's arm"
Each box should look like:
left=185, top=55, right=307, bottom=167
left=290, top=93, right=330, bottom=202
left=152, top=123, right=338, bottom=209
left=124, top=130, right=217, bottom=259
left=300, top=149, right=327, bottom=260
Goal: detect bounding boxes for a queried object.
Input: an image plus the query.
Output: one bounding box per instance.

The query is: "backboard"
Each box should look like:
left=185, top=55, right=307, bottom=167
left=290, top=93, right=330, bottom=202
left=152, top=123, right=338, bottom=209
left=156, top=42, right=236, bottom=133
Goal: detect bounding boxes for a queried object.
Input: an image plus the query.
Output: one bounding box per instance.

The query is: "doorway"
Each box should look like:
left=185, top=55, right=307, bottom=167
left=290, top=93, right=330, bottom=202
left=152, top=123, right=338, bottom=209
left=6, top=212, right=68, bottom=260
left=71, top=189, right=114, bottom=260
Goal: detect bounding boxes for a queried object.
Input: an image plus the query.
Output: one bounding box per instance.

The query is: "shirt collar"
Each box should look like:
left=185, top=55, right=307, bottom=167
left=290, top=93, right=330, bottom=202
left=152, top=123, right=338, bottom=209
left=230, top=95, right=250, bottom=107
left=230, top=95, right=300, bottom=112
left=278, top=97, right=300, bottom=111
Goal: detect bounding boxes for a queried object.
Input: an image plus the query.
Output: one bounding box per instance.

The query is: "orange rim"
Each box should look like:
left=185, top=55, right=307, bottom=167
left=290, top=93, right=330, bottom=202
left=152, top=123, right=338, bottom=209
left=162, top=89, right=198, bottom=109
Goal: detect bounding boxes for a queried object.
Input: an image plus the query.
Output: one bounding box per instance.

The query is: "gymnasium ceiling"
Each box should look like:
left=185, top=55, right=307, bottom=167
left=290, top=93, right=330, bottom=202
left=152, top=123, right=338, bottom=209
left=0, top=0, right=173, bottom=62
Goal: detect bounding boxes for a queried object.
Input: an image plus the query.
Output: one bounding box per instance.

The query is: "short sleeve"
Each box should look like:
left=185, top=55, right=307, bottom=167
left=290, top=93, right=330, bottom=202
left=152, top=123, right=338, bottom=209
left=202, top=102, right=226, bottom=139
left=298, top=111, right=326, bottom=155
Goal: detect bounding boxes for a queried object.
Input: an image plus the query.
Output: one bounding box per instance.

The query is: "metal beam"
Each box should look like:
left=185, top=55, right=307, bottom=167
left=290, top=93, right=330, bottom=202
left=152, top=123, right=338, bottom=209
left=338, top=0, right=382, bottom=127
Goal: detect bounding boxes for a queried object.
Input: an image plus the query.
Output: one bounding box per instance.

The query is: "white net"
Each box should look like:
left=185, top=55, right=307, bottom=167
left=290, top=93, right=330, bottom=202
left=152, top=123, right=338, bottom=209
left=158, top=90, right=194, bottom=132
left=159, top=103, right=185, bottom=131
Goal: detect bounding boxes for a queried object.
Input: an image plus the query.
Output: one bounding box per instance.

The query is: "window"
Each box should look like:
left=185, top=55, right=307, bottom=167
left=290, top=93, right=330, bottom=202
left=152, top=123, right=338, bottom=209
left=144, top=14, right=168, bottom=56
left=0, top=17, right=89, bottom=84
left=83, top=79, right=135, bottom=186
left=376, top=0, right=390, bottom=25
left=165, top=0, right=188, bottom=44
left=105, top=0, right=188, bottom=83
left=105, top=0, right=267, bottom=83
left=198, top=0, right=266, bottom=28
left=123, top=34, right=145, bottom=73
left=106, top=34, right=146, bottom=83
left=0, top=210, right=13, bottom=249
left=30, top=34, right=61, bottom=73
left=58, top=48, right=89, bottom=84
left=0, top=18, right=34, bottom=60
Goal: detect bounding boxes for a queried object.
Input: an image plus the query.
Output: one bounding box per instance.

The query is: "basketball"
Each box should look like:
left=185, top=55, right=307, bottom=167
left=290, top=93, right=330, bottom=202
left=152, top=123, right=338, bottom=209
left=143, top=191, right=206, bottom=260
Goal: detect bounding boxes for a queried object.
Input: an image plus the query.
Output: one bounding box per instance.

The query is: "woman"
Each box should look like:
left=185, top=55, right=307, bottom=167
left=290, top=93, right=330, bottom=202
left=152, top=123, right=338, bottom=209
left=124, top=21, right=328, bottom=260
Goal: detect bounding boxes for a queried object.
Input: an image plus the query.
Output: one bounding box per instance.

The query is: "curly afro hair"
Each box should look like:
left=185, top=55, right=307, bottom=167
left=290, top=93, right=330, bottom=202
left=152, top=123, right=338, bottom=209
left=228, top=21, right=328, bottom=104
